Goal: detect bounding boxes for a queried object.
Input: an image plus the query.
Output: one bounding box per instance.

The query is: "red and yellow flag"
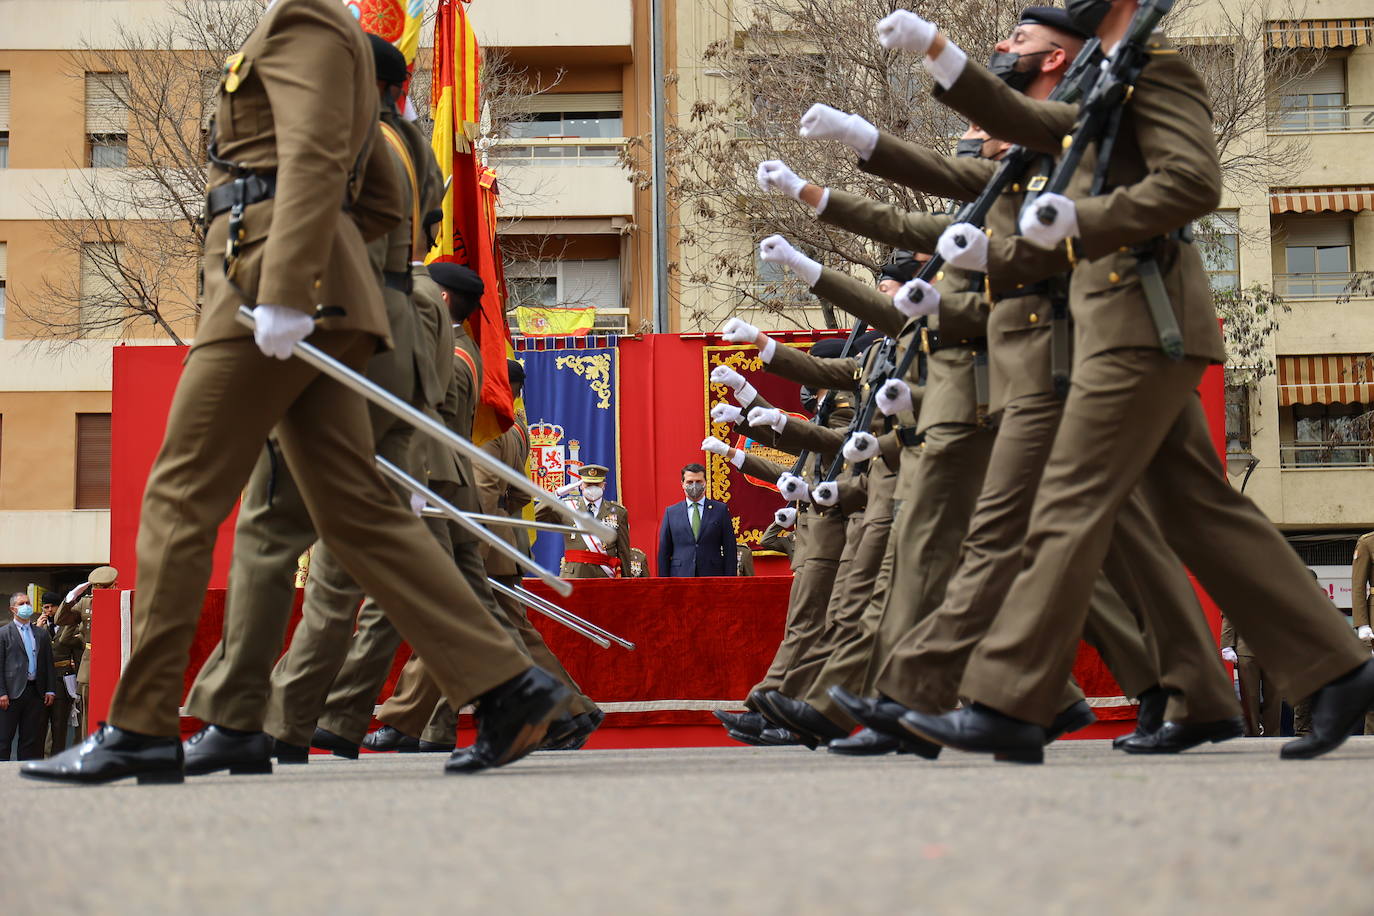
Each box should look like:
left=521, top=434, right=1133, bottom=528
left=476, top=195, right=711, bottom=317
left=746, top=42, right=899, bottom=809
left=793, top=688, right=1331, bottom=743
left=427, top=0, right=514, bottom=444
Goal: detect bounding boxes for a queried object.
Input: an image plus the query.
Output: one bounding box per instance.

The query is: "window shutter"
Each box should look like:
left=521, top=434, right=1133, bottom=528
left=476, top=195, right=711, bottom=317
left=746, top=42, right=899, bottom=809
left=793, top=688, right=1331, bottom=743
left=519, top=92, right=623, bottom=114
left=85, top=72, right=129, bottom=134
left=0, top=242, right=7, bottom=279
left=75, top=413, right=112, bottom=509
left=1292, top=59, right=1346, bottom=95
left=0, top=72, right=10, bottom=131
left=1283, top=217, right=1354, bottom=247
left=560, top=259, right=621, bottom=308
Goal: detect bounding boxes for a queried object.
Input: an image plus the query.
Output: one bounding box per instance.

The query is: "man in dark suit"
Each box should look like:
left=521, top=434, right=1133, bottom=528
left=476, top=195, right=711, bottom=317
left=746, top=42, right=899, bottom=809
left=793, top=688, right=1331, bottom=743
left=1, top=593, right=57, bottom=760
left=657, top=463, right=739, bottom=577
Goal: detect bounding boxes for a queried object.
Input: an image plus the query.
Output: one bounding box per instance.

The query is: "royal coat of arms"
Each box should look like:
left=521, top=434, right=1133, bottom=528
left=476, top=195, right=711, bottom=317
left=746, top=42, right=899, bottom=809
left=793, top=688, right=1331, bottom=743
left=529, top=421, right=584, bottom=492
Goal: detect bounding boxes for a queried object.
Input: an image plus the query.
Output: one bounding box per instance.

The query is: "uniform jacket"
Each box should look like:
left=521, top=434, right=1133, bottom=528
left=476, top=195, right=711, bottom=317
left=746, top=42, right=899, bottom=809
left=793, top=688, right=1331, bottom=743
left=657, top=498, right=738, bottom=577
left=0, top=620, right=56, bottom=700
left=1352, top=532, right=1374, bottom=629
left=736, top=544, right=756, bottom=576
left=197, top=0, right=404, bottom=351
left=539, top=496, right=633, bottom=579
left=475, top=419, right=532, bottom=576
left=1219, top=614, right=1253, bottom=657
left=55, top=593, right=94, bottom=685
left=935, top=37, right=1227, bottom=364
left=759, top=521, right=796, bottom=561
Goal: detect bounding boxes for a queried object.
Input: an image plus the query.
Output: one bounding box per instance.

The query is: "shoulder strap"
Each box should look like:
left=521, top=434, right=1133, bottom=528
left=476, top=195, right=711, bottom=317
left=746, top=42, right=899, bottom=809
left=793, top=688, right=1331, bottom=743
left=379, top=120, right=422, bottom=257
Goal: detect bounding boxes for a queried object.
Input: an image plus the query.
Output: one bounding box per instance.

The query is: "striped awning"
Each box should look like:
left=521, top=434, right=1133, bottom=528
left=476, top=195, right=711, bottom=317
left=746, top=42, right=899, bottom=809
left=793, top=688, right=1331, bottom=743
left=1270, top=186, right=1374, bottom=214
left=1278, top=355, right=1374, bottom=406
left=1267, top=19, right=1374, bottom=48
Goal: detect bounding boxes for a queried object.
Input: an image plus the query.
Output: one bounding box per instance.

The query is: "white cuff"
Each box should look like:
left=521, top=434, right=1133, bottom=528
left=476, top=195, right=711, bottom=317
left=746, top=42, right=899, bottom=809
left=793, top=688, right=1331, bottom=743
left=729, top=449, right=746, bottom=469
left=923, top=41, right=968, bottom=90
left=814, top=187, right=832, bottom=216
left=792, top=255, right=822, bottom=289
left=852, top=121, right=879, bottom=161
left=760, top=337, right=778, bottom=363
left=733, top=382, right=758, bottom=406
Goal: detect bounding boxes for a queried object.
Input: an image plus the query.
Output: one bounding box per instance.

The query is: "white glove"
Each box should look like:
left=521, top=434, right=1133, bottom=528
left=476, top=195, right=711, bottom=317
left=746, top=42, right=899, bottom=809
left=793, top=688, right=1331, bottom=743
left=843, top=432, right=880, bottom=463
left=876, top=379, right=913, bottom=417
left=721, top=317, right=760, bottom=345
left=710, top=364, right=758, bottom=405
left=1358, top=625, right=1374, bottom=641
left=876, top=10, right=937, bottom=54
left=251, top=304, right=315, bottom=360
left=1019, top=192, right=1079, bottom=249
left=759, top=235, right=822, bottom=288
left=711, top=402, right=743, bottom=425
left=798, top=104, right=879, bottom=160
left=409, top=492, right=427, bottom=517
left=64, top=583, right=91, bottom=605
left=1220, top=647, right=1238, bottom=664
left=756, top=159, right=807, bottom=200
left=774, top=507, right=797, bottom=529
left=555, top=481, right=581, bottom=498
left=776, top=473, right=810, bottom=502
left=748, top=407, right=789, bottom=434
left=812, top=481, right=839, bottom=507
left=894, top=278, right=940, bottom=319
left=937, top=223, right=988, bottom=271
left=701, top=436, right=730, bottom=456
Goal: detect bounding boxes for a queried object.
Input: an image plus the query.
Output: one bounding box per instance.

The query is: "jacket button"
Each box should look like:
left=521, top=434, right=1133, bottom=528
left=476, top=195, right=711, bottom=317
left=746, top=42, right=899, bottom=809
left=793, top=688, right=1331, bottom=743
left=936, top=271, right=945, bottom=281
left=1108, top=271, right=1120, bottom=283
left=1028, top=313, right=1039, bottom=323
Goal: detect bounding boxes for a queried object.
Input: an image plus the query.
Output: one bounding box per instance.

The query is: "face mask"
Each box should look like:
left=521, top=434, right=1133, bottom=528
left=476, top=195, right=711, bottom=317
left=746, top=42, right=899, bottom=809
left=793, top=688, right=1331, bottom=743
left=683, top=482, right=706, bottom=500
left=955, top=138, right=986, bottom=158
left=14, top=604, right=34, bottom=621
left=1065, top=0, right=1111, bottom=35
left=582, top=486, right=604, bottom=502
left=987, top=50, right=1050, bottom=91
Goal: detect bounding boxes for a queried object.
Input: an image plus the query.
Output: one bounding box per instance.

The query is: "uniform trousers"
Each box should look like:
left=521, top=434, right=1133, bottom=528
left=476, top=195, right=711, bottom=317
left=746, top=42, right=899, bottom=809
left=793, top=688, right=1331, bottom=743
left=0, top=686, right=47, bottom=760
left=43, top=685, right=74, bottom=755
left=109, top=334, right=529, bottom=737
left=876, top=390, right=1236, bottom=723
left=1235, top=654, right=1283, bottom=737
left=961, top=349, right=1368, bottom=726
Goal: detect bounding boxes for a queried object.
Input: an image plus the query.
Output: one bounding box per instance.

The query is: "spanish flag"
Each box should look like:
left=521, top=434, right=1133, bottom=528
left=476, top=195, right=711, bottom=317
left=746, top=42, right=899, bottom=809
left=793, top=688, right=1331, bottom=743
left=427, top=0, right=515, bottom=444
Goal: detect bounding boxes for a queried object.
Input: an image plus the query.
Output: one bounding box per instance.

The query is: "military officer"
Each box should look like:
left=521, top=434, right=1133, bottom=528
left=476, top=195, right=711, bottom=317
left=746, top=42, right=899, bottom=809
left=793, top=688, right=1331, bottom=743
left=53, top=566, right=117, bottom=741
left=545, top=465, right=632, bottom=578
left=626, top=548, right=651, bottom=578
left=736, top=544, right=756, bottom=577
left=39, top=592, right=76, bottom=754
left=24, top=0, right=564, bottom=786
left=1352, top=531, right=1374, bottom=733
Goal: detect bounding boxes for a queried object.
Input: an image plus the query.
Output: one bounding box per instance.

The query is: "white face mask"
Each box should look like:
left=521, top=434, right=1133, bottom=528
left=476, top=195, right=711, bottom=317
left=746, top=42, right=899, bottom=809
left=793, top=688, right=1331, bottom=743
left=582, top=486, right=604, bottom=503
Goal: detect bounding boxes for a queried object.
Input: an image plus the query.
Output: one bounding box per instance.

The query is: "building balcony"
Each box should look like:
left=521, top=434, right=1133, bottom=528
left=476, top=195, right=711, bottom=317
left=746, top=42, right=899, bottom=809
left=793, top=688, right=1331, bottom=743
left=0, top=510, right=109, bottom=565
left=1273, top=272, right=1361, bottom=300
left=487, top=139, right=633, bottom=220
left=1270, top=105, right=1374, bottom=135
left=1281, top=440, right=1374, bottom=469
left=467, top=0, right=632, bottom=59
left=1270, top=464, right=1374, bottom=527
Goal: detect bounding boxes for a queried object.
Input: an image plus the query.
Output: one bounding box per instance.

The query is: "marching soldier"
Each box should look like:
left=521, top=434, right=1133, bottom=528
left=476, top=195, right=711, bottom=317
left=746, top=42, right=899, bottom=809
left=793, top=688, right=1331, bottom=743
left=543, top=465, right=632, bottom=578
left=24, top=0, right=565, bottom=786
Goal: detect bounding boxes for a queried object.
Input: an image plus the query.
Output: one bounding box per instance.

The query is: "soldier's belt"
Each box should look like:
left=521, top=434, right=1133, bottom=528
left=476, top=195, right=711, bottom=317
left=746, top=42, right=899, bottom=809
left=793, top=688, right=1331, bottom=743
left=54, top=660, right=76, bottom=671
left=206, top=172, right=276, bottom=220
left=896, top=426, right=924, bottom=447
left=564, top=549, right=621, bottom=570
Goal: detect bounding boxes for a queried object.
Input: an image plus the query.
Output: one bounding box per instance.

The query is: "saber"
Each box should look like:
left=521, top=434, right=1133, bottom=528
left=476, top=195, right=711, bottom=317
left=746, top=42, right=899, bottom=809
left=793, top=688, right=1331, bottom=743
left=506, top=581, right=637, bottom=651
left=376, top=455, right=574, bottom=597
left=420, top=507, right=586, bottom=537
left=487, top=579, right=612, bottom=649
left=235, top=305, right=614, bottom=543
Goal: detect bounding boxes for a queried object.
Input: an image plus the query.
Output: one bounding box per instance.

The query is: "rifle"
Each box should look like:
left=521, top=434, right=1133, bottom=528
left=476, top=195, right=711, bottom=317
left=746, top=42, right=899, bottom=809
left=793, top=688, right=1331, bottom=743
left=1029, top=0, right=1185, bottom=361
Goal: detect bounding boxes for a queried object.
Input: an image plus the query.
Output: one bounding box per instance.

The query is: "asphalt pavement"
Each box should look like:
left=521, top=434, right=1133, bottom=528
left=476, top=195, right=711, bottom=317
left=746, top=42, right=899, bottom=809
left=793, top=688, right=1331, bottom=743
left=4, top=738, right=1370, bottom=914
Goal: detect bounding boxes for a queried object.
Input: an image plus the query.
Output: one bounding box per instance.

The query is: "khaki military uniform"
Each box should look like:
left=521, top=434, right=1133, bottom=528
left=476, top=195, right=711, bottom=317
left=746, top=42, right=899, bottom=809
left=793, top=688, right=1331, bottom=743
left=1220, top=615, right=1280, bottom=736
left=735, top=545, right=755, bottom=577
left=111, top=0, right=530, bottom=738
left=1353, top=532, right=1374, bottom=732
left=627, top=548, right=651, bottom=578
left=539, top=495, right=632, bottom=579
left=936, top=42, right=1366, bottom=727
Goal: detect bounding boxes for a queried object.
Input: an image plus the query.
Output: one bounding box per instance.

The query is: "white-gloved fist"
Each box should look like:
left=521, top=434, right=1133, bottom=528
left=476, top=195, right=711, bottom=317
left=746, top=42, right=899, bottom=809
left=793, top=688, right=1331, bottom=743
left=876, top=10, right=938, bottom=53
left=555, top=481, right=581, bottom=498
left=1359, top=625, right=1374, bottom=641
left=812, top=481, right=840, bottom=507
left=759, top=235, right=822, bottom=287
left=711, top=364, right=746, bottom=390
left=799, top=104, right=879, bottom=159
left=711, top=402, right=743, bottom=425
left=776, top=473, right=810, bottom=502
left=748, top=407, right=789, bottom=434
left=894, top=278, right=940, bottom=318
left=774, top=506, right=798, bottom=529
left=701, top=436, right=730, bottom=456
left=756, top=159, right=807, bottom=199
left=1220, top=647, right=1239, bottom=664
left=409, top=492, right=427, bottom=517
left=1020, top=192, right=1079, bottom=248
left=251, top=303, right=315, bottom=360
left=843, top=432, right=880, bottom=463
left=937, top=223, right=988, bottom=271
left=721, top=317, right=761, bottom=345
left=876, top=379, right=913, bottom=416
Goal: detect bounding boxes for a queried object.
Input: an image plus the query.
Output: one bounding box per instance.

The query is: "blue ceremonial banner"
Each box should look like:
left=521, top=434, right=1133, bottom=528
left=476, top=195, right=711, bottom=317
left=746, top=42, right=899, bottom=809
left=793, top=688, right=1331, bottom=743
left=516, top=335, right=620, bottom=572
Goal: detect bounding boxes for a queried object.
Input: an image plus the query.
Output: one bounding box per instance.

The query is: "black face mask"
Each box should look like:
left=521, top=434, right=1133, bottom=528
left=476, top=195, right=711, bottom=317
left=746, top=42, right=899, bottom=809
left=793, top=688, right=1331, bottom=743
left=955, top=138, right=985, bottom=158
left=987, top=50, right=1049, bottom=91
left=1065, top=0, right=1111, bottom=35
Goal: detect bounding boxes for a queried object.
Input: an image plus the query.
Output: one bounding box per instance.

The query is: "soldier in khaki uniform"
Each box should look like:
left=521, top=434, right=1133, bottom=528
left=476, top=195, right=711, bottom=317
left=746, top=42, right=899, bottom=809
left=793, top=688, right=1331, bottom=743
left=53, top=566, right=118, bottom=742
left=39, top=592, right=76, bottom=754
left=1352, top=531, right=1374, bottom=733
left=886, top=2, right=1372, bottom=762
left=1220, top=615, right=1280, bottom=737
left=540, top=465, right=632, bottom=578
left=24, top=0, right=564, bottom=786
left=626, top=548, right=651, bottom=578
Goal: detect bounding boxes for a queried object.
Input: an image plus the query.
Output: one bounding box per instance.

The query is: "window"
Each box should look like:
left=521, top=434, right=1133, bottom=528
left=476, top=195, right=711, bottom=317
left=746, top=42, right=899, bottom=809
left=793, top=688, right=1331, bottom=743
left=1199, top=210, right=1239, bottom=291
left=85, top=72, right=129, bottom=168
left=1284, top=402, right=1374, bottom=467
left=0, top=71, right=9, bottom=168
left=75, top=413, right=112, bottom=509
left=1279, top=58, right=1347, bottom=132
left=1281, top=217, right=1352, bottom=297
left=504, top=93, right=624, bottom=140
left=80, top=242, right=124, bottom=338
left=506, top=259, right=621, bottom=309
left=1225, top=384, right=1252, bottom=455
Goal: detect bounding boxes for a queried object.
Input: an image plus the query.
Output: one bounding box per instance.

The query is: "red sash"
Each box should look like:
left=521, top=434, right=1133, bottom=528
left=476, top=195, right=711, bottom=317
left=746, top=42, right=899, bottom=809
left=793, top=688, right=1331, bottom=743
left=564, top=549, right=621, bottom=570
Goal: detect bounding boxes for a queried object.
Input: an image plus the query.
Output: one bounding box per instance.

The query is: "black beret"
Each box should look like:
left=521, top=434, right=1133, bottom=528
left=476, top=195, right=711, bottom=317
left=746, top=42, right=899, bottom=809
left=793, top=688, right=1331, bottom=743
left=367, top=33, right=410, bottom=87
left=809, top=337, right=848, bottom=359
left=878, top=250, right=920, bottom=284
left=428, top=262, right=485, bottom=297
left=42, top=592, right=60, bottom=607
left=1019, top=6, right=1093, bottom=40
left=507, top=359, right=526, bottom=386
left=853, top=330, right=885, bottom=353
